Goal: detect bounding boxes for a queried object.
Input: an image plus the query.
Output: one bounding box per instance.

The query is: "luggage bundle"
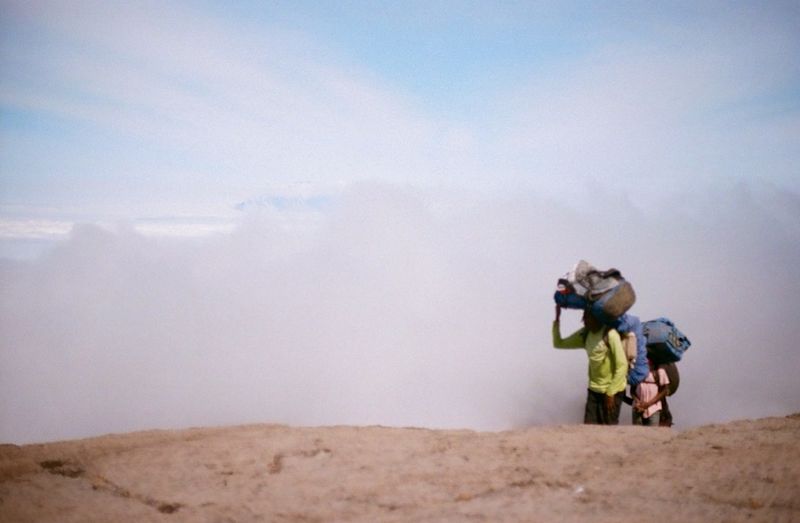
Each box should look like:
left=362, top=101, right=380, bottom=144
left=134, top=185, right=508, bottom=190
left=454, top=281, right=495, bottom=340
left=642, top=317, right=691, bottom=364
left=554, top=260, right=637, bottom=324
left=641, top=322, right=688, bottom=398
left=553, top=260, right=692, bottom=388
left=643, top=318, right=690, bottom=398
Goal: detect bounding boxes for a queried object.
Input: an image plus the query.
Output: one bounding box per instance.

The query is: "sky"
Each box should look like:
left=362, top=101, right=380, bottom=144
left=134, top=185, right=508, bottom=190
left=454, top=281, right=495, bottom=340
left=1, top=1, right=799, bottom=443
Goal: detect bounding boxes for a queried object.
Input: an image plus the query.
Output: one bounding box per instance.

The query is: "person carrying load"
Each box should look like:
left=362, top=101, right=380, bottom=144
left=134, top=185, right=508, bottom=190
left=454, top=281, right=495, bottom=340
left=631, top=358, right=670, bottom=426
left=552, top=304, right=628, bottom=424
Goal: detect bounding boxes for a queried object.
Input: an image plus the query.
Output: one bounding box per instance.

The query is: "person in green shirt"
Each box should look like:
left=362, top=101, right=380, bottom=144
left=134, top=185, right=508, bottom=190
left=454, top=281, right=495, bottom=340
left=552, top=305, right=628, bottom=424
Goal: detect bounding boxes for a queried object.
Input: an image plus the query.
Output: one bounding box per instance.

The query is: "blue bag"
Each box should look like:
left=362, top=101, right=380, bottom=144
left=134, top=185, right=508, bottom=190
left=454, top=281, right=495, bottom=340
left=553, top=291, right=587, bottom=310
left=608, top=314, right=649, bottom=387
left=642, top=318, right=691, bottom=363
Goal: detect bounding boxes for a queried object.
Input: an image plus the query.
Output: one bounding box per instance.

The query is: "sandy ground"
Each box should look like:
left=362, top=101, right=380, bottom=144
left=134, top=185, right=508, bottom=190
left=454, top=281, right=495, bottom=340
left=1, top=414, right=798, bottom=523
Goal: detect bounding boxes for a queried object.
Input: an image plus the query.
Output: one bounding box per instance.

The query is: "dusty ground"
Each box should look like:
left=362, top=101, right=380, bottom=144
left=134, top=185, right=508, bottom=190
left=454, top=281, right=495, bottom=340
left=1, top=414, right=799, bottom=522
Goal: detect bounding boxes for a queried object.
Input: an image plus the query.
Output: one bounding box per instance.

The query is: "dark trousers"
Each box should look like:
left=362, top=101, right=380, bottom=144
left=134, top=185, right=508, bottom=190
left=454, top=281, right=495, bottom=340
left=584, top=389, right=624, bottom=425
left=659, top=396, right=674, bottom=427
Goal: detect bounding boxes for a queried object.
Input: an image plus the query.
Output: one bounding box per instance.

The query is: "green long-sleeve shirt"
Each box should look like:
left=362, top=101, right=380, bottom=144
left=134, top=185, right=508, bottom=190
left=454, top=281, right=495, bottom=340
left=552, top=321, right=627, bottom=396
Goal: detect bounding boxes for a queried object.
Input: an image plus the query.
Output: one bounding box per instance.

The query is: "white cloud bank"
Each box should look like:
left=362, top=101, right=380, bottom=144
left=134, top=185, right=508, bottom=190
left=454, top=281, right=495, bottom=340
left=1, top=182, right=798, bottom=444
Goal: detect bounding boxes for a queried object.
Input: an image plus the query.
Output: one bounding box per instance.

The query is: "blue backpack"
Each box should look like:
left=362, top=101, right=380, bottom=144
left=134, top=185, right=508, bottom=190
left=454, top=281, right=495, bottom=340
left=642, top=318, right=691, bottom=363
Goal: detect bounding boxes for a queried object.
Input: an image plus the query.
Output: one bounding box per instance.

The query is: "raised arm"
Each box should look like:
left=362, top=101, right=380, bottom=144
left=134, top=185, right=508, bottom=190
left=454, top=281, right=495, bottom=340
left=552, top=307, right=586, bottom=349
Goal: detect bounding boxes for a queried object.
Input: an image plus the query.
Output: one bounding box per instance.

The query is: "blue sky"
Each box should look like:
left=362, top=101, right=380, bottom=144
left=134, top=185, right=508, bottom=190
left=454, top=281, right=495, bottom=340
left=1, top=0, right=799, bottom=251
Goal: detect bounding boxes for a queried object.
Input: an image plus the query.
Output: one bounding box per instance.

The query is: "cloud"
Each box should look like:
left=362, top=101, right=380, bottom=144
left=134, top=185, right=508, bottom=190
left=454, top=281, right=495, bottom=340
left=2, top=1, right=798, bottom=217
left=483, top=4, right=800, bottom=202
left=0, top=218, right=72, bottom=239
left=1, top=0, right=449, bottom=199
left=1, top=181, right=798, bottom=443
